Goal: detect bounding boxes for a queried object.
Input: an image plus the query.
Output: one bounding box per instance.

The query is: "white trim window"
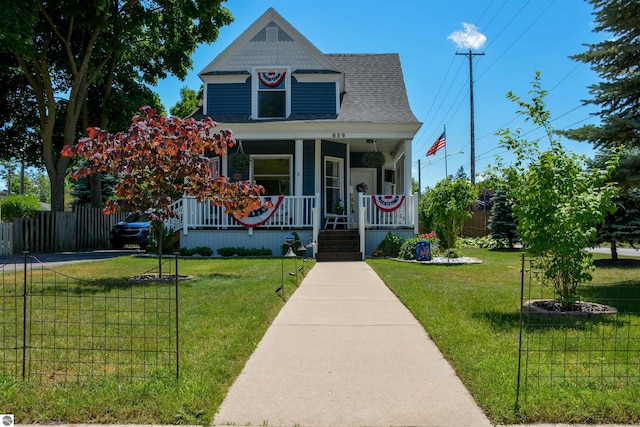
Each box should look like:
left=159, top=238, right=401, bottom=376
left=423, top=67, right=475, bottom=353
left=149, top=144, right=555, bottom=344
left=250, top=155, right=292, bottom=195
left=207, top=157, right=220, bottom=179
left=324, top=156, right=344, bottom=215
left=252, top=67, right=291, bottom=119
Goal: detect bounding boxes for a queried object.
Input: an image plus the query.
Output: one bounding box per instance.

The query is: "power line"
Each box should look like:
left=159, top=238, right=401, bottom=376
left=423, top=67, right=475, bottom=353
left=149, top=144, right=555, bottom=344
left=476, top=0, right=556, bottom=82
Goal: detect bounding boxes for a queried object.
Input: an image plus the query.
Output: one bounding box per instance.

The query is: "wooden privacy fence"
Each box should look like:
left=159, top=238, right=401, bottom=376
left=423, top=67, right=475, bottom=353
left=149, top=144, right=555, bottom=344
left=462, top=209, right=491, bottom=237
left=0, top=222, right=11, bottom=256
left=6, top=207, right=128, bottom=254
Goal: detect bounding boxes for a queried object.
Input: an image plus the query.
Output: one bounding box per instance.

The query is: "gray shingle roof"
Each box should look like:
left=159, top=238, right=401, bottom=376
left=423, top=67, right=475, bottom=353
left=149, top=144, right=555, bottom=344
left=327, top=53, right=419, bottom=124
left=191, top=53, right=419, bottom=125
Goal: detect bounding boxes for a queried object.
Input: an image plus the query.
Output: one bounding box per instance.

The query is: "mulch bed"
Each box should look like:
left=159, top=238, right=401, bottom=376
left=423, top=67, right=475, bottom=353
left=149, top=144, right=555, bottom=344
left=128, top=273, right=193, bottom=282
left=523, top=299, right=618, bottom=317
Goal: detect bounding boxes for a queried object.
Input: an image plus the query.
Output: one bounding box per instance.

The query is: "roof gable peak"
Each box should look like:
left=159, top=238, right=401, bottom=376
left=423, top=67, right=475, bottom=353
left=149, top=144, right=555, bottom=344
left=199, top=8, right=341, bottom=76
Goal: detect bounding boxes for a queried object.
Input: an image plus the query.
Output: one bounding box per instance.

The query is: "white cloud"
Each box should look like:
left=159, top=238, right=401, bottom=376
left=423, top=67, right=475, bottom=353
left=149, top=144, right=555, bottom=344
left=447, top=22, right=487, bottom=50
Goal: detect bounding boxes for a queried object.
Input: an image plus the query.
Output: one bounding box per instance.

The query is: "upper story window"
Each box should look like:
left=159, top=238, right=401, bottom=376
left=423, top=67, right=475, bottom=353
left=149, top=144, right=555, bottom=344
left=253, top=67, right=290, bottom=119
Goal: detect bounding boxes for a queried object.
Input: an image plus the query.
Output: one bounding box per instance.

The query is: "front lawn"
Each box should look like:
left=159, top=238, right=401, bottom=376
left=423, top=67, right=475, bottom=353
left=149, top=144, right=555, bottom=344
left=3, top=251, right=638, bottom=425
left=368, top=249, right=640, bottom=425
left=0, top=256, right=308, bottom=425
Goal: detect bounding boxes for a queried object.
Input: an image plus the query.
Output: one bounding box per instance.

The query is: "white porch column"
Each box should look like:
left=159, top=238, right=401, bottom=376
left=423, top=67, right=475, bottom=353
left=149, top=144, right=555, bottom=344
left=314, top=139, right=321, bottom=196
left=295, top=139, right=304, bottom=225
left=295, top=139, right=303, bottom=196
left=222, top=153, right=228, bottom=178
left=404, top=138, right=412, bottom=196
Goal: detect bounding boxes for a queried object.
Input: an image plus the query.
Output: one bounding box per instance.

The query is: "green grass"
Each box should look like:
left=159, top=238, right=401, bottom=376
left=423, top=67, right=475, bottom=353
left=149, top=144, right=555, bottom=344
left=0, top=256, right=310, bottom=425
left=367, top=249, right=640, bottom=424
left=3, top=251, right=639, bottom=425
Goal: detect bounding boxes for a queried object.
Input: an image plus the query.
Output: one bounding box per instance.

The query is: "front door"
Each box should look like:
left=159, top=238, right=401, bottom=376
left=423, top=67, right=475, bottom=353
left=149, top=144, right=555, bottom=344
left=324, top=157, right=344, bottom=215
left=351, top=167, right=376, bottom=210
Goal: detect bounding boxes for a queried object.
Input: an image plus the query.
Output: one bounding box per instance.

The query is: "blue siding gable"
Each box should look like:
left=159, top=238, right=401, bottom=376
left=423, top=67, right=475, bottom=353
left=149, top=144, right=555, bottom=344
left=207, top=81, right=251, bottom=115
left=291, top=79, right=336, bottom=114
left=206, top=77, right=336, bottom=118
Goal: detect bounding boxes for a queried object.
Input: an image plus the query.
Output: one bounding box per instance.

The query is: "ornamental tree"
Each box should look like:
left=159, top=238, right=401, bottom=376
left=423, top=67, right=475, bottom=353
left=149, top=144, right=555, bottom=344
left=495, top=72, right=618, bottom=308
left=62, top=107, right=267, bottom=273
left=421, top=177, right=477, bottom=256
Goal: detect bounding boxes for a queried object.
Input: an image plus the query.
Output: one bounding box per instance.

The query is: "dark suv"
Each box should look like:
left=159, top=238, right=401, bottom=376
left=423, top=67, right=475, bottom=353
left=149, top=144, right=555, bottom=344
left=110, top=212, right=151, bottom=249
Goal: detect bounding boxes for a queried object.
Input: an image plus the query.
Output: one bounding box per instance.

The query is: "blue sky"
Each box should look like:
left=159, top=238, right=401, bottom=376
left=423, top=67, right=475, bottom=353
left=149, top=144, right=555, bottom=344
left=154, top=0, right=603, bottom=191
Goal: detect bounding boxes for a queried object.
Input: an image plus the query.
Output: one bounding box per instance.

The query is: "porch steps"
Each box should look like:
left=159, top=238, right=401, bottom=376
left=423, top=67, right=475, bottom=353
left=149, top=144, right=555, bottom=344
left=315, top=230, right=362, bottom=262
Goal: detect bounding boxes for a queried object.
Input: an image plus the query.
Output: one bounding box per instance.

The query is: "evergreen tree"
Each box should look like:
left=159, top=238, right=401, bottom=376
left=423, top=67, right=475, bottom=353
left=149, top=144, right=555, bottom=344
left=488, top=189, right=518, bottom=248
left=69, top=173, right=118, bottom=209
left=589, top=148, right=640, bottom=259
left=563, top=0, right=640, bottom=150
left=596, top=189, right=640, bottom=261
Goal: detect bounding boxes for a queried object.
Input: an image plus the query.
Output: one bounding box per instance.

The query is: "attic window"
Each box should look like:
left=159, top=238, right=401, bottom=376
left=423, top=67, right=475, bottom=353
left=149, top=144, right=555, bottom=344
left=266, top=26, right=278, bottom=42
left=257, top=70, right=287, bottom=118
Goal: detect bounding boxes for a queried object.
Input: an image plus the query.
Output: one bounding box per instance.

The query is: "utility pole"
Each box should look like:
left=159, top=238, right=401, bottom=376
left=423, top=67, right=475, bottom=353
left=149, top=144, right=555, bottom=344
left=417, top=158, right=421, bottom=196
left=456, top=49, right=484, bottom=185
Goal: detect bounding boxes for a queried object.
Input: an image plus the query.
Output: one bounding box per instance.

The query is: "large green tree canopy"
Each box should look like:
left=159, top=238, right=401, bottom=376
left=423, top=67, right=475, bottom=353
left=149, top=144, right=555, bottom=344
left=0, top=0, right=233, bottom=211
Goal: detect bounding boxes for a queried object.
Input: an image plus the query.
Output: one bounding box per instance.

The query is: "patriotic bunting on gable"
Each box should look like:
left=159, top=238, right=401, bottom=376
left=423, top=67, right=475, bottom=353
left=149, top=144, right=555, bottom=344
left=372, top=195, right=405, bottom=212
left=258, top=71, right=286, bottom=87
left=230, top=196, right=284, bottom=228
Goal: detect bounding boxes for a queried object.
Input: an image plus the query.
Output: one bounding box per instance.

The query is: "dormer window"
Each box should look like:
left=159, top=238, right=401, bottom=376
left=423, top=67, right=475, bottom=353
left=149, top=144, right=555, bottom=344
left=253, top=67, right=290, bottom=119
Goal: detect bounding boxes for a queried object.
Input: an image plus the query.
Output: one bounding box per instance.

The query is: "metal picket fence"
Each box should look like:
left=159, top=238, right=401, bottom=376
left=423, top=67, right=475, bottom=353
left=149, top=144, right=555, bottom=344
left=517, top=254, right=640, bottom=404
left=0, top=253, right=179, bottom=383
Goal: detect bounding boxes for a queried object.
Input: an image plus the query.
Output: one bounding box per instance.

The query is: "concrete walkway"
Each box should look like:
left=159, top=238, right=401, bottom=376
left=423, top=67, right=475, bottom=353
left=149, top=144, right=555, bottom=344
left=213, top=261, right=491, bottom=427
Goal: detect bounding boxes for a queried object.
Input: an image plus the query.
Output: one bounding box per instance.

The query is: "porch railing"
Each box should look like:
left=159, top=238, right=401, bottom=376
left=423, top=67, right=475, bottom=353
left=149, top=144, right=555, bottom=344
left=359, top=193, right=418, bottom=230
left=169, top=195, right=318, bottom=233
left=167, top=193, right=418, bottom=235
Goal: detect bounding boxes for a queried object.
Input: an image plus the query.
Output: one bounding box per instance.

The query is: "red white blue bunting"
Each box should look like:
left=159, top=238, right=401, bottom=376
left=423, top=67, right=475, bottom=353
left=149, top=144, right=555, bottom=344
left=230, top=196, right=284, bottom=228
left=372, top=195, right=405, bottom=212
left=258, top=71, right=286, bottom=87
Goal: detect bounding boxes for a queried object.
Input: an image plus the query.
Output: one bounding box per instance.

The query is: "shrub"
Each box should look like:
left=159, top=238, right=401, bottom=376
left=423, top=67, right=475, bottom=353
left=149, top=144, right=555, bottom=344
left=195, top=246, right=213, bottom=257
left=398, top=237, right=426, bottom=260
left=217, top=246, right=273, bottom=257
left=0, top=194, right=40, bottom=222
left=218, top=247, right=236, bottom=257
left=178, top=247, right=197, bottom=256
left=460, top=236, right=512, bottom=250
left=375, top=232, right=404, bottom=258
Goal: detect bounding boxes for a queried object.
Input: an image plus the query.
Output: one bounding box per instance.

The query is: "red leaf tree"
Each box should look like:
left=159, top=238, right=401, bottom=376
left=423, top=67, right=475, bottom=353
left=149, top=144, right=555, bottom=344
left=62, top=106, right=267, bottom=270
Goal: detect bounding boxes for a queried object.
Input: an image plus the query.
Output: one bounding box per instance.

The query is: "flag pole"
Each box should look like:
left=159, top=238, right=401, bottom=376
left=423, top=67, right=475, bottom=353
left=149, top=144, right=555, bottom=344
left=444, top=124, right=448, bottom=179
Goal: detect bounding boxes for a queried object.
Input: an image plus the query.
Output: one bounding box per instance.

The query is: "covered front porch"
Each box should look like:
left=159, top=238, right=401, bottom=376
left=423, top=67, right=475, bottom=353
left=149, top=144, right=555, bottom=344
left=169, top=193, right=418, bottom=258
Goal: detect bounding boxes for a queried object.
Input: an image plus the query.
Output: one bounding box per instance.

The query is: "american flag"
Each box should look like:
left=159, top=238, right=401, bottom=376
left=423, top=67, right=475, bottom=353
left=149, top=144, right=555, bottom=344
left=426, top=132, right=446, bottom=157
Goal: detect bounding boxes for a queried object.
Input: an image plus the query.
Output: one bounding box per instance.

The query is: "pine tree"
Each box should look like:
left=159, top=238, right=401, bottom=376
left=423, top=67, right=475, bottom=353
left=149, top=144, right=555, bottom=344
left=488, top=189, right=518, bottom=248
left=597, top=189, right=640, bottom=261
left=563, top=0, right=640, bottom=150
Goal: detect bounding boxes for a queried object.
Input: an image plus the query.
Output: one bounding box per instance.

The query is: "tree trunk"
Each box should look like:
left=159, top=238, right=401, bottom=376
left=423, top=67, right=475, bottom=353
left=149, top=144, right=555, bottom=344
left=157, top=222, right=163, bottom=278
left=611, top=240, right=618, bottom=261
left=49, top=169, right=67, bottom=212
left=19, top=162, right=25, bottom=195
left=90, top=173, right=102, bottom=208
